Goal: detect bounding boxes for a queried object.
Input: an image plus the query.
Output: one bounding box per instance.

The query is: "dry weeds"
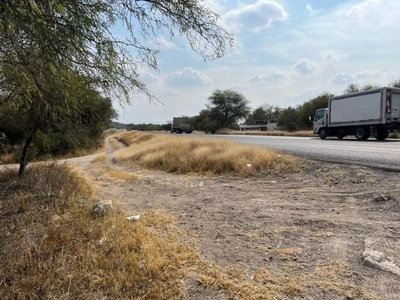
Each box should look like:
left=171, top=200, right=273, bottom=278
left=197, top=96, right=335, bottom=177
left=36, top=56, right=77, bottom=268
left=0, top=164, right=340, bottom=300
left=0, top=132, right=380, bottom=299
left=112, top=131, right=294, bottom=175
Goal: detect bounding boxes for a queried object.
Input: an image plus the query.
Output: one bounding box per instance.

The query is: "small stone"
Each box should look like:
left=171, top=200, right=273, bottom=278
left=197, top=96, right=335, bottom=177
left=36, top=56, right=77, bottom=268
left=374, top=193, right=389, bottom=202
left=126, top=214, right=141, bottom=221
left=92, top=200, right=113, bottom=218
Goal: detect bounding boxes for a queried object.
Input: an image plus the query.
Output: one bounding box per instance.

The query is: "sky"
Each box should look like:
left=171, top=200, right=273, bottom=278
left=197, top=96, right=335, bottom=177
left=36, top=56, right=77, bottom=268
left=114, top=0, right=400, bottom=124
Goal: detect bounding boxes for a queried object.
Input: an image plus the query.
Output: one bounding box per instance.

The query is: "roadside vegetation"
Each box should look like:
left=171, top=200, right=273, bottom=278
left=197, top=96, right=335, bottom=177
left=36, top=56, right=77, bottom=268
left=0, top=136, right=376, bottom=299
left=0, top=164, right=202, bottom=299
left=112, top=131, right=294, bottom=175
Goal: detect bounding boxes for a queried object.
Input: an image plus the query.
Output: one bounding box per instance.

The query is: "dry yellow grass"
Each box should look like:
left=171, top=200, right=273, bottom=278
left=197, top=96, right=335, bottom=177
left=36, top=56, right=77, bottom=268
left=92, top=153, right=107, bottom=163
left=95, top=165, right=139, bottom=181
left=112, top=131, right=294, bottom=175
left=92, top=153, right=138, bottom=181
left=0, top=164, right=377, bottom=299
left=0, top=133, right=379, bottom=299
left=115, top=130, right=156, bottom=146
left=0, top=165, right=199, bottom=299
left=0, top=153, right=17, bottom=164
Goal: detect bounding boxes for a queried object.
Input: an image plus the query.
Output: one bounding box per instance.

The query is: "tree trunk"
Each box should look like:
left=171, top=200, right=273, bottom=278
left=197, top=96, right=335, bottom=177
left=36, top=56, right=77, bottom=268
left=19, top=127, right=38, bottom=176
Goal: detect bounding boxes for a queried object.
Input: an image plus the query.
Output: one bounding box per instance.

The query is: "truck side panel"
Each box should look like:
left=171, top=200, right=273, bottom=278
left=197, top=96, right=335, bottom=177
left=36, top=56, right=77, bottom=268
left=391, top=93, right=400, bottom=120
left=173, top=117, right=185, bottom=126
left=329, top=91, right=383, bottom=126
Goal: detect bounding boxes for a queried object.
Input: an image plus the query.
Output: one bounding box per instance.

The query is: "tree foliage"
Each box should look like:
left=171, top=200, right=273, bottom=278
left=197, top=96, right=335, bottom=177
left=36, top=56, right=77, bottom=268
left=1, top=0, right=233, bottom=104
left=188, top=109, right=220, bottom=134
left=390, top=79, right=400, bottom=88
left=0, top=0, right=233, bottom=174
left=206, top=89, right=251, bottom=129
left=344, top=83, right=379, bottom=94
left=245, top=105, right=282, bottom=124
left=277, top=92, right=330, bottom=131
left=0, top=82, right=116, bottom=157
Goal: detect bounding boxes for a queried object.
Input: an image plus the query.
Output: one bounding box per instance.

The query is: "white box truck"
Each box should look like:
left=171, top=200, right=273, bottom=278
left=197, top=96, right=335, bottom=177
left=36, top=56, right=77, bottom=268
left=312, top=87, right=400, bottom=140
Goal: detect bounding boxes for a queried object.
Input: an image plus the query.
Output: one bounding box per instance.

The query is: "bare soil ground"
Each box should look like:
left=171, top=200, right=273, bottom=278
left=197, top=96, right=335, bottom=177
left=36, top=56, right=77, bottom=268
left=68, top=137, right=400, bottom=300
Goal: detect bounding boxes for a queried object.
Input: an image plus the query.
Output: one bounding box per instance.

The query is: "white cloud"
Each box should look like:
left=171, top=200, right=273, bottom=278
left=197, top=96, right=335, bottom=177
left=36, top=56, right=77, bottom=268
left=249, top=70, right=291, bottom=83
left=155, top=36, right=177, bottom=49
left=223, top=0, right=288, bottom=32
left=331, top=73, right=355, bottom=85
left=155, top=87, right=181, bottom=98
left=345, top=0, right=380, bottom=19
left=140, top=71, right=160, bottom=85
left=321, top=51, right=347, bottom=66
left=293, top=58, right=317, bottom=74
left=229, top=84, right=251, bottom=92
left=330, top=71, right=399, bottom=86
left=305, top=3, right=313, bottom=13
left=165, top=68, right=214, bottom=88
left=202, top=0, right=225, bottom=12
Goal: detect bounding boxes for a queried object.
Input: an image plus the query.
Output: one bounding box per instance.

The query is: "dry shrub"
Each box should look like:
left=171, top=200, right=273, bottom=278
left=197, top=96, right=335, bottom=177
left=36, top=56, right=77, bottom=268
left=0, top=153, right=18, bottom=164
left=113, top=132, right=294, bottom=175
left=0, top=165, right=199, bottom=299
left=115, top=131, right=156, bottom=146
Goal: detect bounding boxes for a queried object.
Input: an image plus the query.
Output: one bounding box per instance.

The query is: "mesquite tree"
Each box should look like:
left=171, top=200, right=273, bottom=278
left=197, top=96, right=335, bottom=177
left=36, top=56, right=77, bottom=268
left=206, top=89, right=251, bottom=129
left=0, top=0, right=233, bottom=175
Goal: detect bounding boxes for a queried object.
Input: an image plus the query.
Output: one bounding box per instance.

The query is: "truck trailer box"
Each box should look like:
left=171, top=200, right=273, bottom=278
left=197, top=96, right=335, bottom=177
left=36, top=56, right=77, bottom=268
left=329, top=90, right=384, bottom=126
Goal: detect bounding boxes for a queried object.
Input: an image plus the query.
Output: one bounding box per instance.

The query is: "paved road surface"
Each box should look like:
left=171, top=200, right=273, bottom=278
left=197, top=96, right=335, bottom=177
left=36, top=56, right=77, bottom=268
left=178, top=134, right=400, bottom=171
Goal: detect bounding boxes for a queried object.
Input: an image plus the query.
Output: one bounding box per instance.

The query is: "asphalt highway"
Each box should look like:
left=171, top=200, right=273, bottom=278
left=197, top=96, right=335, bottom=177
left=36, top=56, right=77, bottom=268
left=186, top=134, right=400, bottom=171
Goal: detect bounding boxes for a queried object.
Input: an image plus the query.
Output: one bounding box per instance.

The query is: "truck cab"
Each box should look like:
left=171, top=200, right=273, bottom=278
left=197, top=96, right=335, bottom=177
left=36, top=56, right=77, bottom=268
left=313, top=108, right=329, bottom=139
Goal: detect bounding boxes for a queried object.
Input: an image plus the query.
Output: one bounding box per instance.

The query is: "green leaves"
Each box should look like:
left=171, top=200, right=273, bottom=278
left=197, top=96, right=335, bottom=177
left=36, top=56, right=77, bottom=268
left=206, top=89, right=251, bottom=129
left=0, top=0, right=232, bottom=173
left=28, top=0, right=43, bottom=16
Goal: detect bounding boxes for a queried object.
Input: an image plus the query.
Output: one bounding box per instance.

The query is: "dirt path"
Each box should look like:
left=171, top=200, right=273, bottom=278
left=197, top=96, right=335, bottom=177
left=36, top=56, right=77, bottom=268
left=68, top=136, right=400, bottom=300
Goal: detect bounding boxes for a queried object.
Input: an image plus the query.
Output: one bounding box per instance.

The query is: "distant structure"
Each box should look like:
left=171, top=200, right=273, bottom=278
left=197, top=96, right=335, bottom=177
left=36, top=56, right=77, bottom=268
left=239, top=119, right=279, bottom=131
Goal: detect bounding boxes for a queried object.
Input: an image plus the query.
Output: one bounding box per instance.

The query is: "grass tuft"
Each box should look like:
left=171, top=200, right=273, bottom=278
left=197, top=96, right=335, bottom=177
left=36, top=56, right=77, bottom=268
left=112, top=131, right=294, bottom=175
left=0, top=165, right=199, bottom=299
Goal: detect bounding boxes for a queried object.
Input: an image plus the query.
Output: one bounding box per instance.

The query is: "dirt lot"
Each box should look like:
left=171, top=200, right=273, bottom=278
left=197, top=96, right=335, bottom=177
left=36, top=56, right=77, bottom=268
left=69, top=137, right=400, bottom=300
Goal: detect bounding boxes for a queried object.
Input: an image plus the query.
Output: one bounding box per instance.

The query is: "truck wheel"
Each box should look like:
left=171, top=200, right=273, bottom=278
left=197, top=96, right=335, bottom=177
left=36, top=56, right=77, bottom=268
left=376, top=130, right=388, bottom=140
left=319, top=129, right=327, bottom=139
left=355, top=127, right=368, bottom=140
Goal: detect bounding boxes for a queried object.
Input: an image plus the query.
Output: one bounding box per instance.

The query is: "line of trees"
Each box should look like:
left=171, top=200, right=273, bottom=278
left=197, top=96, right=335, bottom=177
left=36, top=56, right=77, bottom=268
left=179, top=81, right=400, bottom=133
left=178, top=89, right=329, bottom=133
